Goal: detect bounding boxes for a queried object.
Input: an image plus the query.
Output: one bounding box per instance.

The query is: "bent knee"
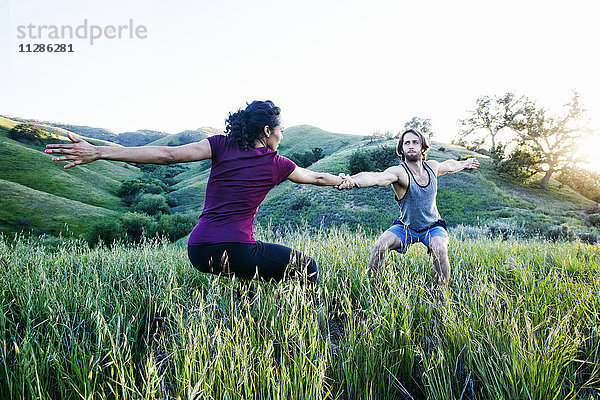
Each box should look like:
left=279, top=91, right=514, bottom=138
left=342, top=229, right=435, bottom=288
left=429, top=238, right=448, bottom=257
left=373, top=240, right=391, bottom=253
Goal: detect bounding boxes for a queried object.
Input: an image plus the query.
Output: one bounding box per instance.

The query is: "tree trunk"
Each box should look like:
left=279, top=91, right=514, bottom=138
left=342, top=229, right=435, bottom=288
left=541, top=170, right=553, bottom=190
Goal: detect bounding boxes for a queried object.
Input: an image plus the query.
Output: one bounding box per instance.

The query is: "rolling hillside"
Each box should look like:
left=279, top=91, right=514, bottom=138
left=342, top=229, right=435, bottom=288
left=276, top=125, right=364, bottom=156
left=145, top=128, right=215, bottom=147
left=257, top=140, right=596, bottom=234
left=0, top=115, right=597, bottom=240
left=0, top=117, right=142, bottom=236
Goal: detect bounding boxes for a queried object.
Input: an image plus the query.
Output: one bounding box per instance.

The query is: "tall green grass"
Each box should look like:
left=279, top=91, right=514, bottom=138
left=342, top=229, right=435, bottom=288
left=0, top=228, right=598, bottom=399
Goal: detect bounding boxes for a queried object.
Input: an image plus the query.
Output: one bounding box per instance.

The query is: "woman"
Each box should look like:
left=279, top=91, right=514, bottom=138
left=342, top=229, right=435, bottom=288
left=46, top=100, right=346, bottom=284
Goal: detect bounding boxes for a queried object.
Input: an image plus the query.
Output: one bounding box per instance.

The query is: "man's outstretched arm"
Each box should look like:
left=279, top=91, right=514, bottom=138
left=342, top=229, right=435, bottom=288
left=433, top=157, right=479, bottom=176
left=339, top=166, right=404, bottom=189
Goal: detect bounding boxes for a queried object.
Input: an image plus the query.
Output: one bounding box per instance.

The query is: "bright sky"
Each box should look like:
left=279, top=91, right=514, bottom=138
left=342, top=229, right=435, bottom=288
left=1, top=0, right=599, bottom=165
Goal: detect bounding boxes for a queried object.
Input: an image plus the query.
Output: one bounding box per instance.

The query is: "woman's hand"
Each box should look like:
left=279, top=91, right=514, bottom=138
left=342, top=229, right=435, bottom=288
left=336, top=173, right=357, bottom=190
left=46, top=132, right=100, bottom=169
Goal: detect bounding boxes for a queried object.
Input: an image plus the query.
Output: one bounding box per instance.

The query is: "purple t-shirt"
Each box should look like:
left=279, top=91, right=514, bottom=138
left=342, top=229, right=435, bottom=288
left=188, top=135, right=296, bottom=245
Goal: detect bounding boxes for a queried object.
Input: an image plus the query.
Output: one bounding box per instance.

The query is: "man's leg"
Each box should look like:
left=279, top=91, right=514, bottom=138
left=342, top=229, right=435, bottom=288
left=428, top=235, right=450, bottom=285
left=367, top=230, right=403, bottom=276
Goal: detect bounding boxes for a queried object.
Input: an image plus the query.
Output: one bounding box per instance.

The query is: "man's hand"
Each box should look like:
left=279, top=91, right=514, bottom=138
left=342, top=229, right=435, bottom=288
left=463, top=157, right=479, bottom=169
left=336, top=173, right=357, bottom=190
left=46, top=132, right=100, bottom=169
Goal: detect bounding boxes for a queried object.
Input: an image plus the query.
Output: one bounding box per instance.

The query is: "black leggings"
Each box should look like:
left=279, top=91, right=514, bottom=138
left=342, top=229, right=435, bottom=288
left=187, top=241, right=318, bottom=283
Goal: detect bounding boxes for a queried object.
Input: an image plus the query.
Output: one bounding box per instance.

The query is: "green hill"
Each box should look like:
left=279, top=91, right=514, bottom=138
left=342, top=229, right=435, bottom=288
left=255, top=140, right=597, bottom=236
left=0, top=115, right=118, bottom=142
left=0, top=180, right=118, bottom=236
left=115, top=130, right=169, bottom=146
left=277, top=125, right=363, bottom=157
left=145, top=128, right=215, bottom=147
left=0, top=115, right=597, bottom=240
left=0, top=117, right=141, bottom=236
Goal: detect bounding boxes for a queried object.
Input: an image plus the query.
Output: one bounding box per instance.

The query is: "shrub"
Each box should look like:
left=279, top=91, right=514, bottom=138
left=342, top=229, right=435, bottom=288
left=134, top=194, right=171, bottom=216
left=577, top=231, right=598, bottom=244
left=88, top=219, right=123, bottom=247
left=120, top=212, right=157, bottom=243
left=118, top=179, right=167, bottom=205
left=588, top=213, right=600, bottom=227
left=370, top=146, right=399, bottom=171
left=165, top=194, right=179, bottom=207
left=134, top=164, right=190, bottom=183
left=488, top=221, right=514, bottom=239
left=543, top=224, right=576, bottom=242
left=348, top=146, right=398, bottom=175
left=155, top=214, right=196, bottom=241
left=289, top=147, right=325, bottom=168
left=496, top=209, right=513, bottom=218
left=290, top=196, right=312, bottom=211
left=584, top=203, right=600, bottom=215
left=17, top=218, right=32, bottom=227
left=8, top=123, right=52, bottom=145
left=348, top=151, right=374, bottom=175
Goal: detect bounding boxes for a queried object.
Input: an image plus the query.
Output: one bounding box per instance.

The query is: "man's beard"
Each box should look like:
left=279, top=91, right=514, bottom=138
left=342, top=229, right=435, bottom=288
left=404, top=152, right=420, bottom=162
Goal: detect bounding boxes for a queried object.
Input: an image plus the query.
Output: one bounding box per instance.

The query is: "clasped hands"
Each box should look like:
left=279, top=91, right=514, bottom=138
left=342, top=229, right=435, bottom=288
left=335, top=173, right=357, bottom=190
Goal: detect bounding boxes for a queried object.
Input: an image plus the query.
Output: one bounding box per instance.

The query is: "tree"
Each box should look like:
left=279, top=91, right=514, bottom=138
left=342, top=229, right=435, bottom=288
left=311, top=147, right=324, bottom=161
left=404, top=117, right=434, bottom=142
left=512, top=91, right=591, bottom=190
left=492, top=144, right=539, bottom=182
left=456, top=93, right=529, bottom=151
left=367, top=130, right=399, bottom=143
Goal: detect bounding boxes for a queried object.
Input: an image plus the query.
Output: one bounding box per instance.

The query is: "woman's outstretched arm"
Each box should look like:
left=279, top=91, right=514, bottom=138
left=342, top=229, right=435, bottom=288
left=46, top=132, right=212, bottom=169
left=287, top=166, right=345, bottom=187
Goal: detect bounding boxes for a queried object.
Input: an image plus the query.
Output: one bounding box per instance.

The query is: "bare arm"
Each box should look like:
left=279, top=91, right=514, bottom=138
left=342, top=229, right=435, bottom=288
left=345, top=166, right=404, bottom=188
left=431, top=157, right=479, bottom=176
left=46, top=132, right=212, bottom=169
left=287, top=166, right=345, bottom=186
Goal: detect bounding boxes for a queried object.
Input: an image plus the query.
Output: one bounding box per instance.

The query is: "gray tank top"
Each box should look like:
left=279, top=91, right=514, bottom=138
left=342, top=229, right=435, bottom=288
left=395, top=161, right=441, bottom=231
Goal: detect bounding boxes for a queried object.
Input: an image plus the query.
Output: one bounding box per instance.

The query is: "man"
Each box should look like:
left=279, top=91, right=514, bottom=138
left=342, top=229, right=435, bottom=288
left=339, top=129, right=479, bottom=284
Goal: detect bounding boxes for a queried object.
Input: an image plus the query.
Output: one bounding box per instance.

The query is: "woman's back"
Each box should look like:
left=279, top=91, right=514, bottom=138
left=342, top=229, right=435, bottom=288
left=188, top=134, right=295, bottom=246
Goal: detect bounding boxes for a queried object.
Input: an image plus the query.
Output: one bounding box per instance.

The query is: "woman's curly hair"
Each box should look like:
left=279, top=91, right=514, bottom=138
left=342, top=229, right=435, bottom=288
left=225, top=100, right=281, bottom=150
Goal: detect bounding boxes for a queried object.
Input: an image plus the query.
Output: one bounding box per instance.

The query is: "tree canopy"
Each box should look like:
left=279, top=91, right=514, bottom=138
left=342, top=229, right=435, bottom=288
left=456, top=93, right=529, bottom=151
left=511, top=91, right=591, bottom=189
left=404, top=117, right=434, bottom=142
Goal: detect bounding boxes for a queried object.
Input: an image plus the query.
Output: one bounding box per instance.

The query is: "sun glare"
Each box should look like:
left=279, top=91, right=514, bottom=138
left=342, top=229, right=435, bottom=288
left=580, top=132, right=600, bottom=172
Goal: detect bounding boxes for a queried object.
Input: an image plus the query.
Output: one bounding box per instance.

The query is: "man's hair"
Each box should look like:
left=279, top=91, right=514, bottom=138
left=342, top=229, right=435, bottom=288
left=396, top=128, right=430, bottom=161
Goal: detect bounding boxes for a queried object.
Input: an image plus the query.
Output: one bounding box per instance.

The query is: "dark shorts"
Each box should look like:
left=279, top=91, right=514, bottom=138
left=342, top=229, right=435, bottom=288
left=387, top=219, right=448, bottom=254
left=187, top=241, right=318, bottom=283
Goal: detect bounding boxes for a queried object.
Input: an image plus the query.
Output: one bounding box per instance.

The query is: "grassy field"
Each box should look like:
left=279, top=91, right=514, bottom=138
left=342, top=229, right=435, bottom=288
left=0, top=227, right=598, bottom=399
